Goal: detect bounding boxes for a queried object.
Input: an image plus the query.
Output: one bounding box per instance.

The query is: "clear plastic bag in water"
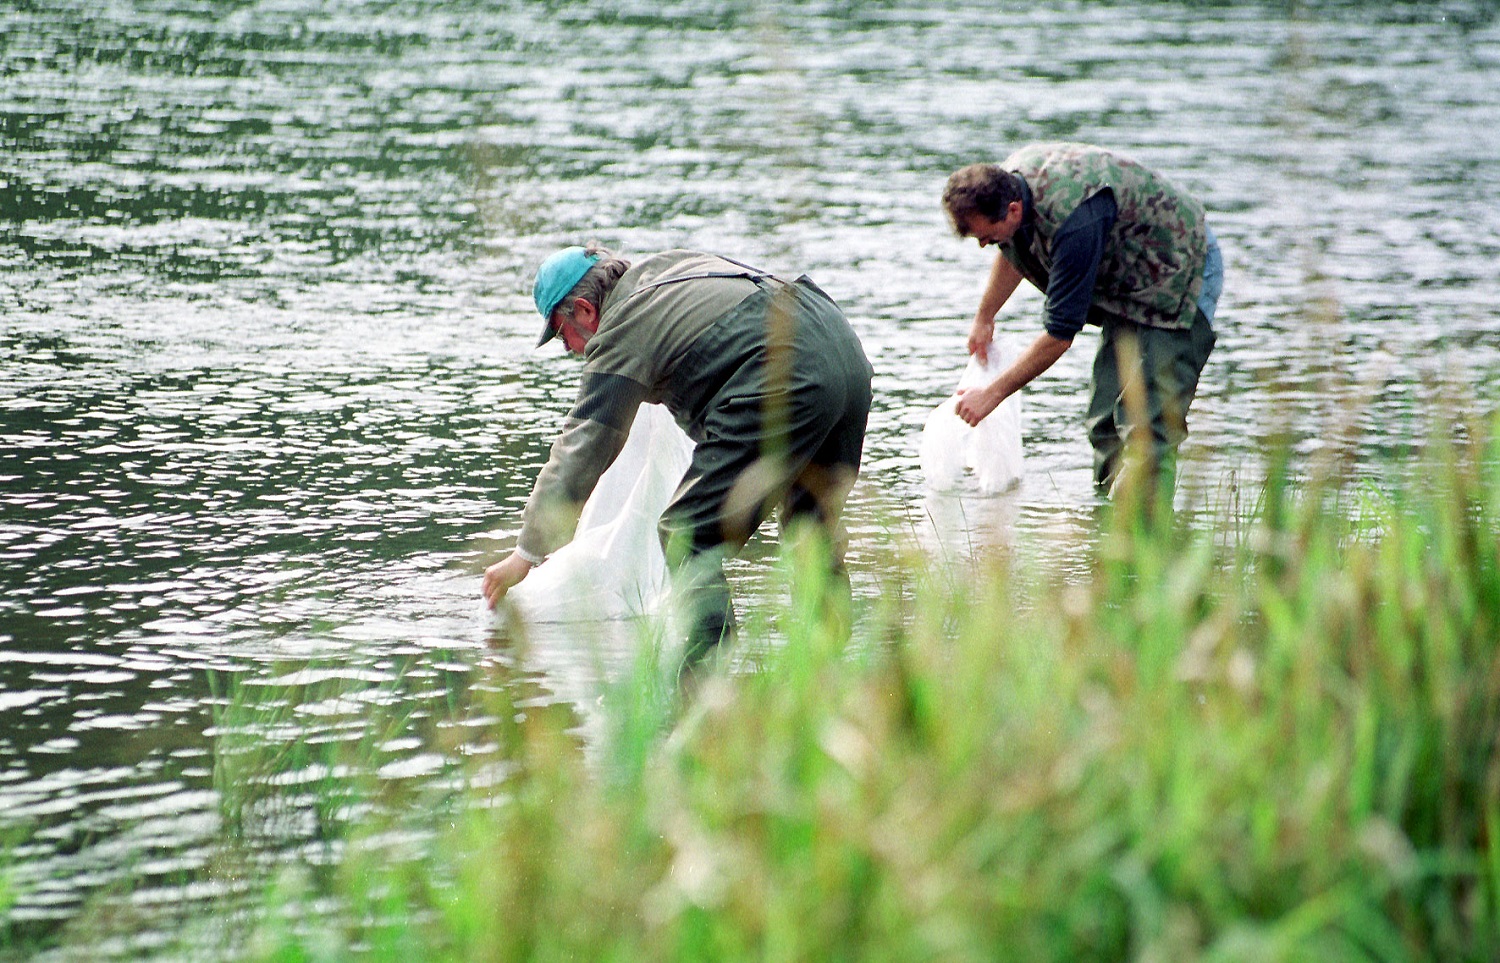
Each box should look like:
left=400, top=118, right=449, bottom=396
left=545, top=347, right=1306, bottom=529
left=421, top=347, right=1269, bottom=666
left=919, top=340, right=1024, bottom=494
left=508, top=403, right=694, bottom=622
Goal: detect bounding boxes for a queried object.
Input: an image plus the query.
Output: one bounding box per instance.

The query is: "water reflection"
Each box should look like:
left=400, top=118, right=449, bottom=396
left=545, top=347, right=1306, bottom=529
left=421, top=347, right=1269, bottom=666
left=3, top=0, right=1500, bottom=949
left=915, top=490, right=1022, bottom=567
left=487, top=607, right=660, bottom=755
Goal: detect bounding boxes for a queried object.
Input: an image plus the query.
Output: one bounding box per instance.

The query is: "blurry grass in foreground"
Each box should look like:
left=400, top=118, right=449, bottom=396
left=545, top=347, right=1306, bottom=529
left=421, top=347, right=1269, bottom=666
left=60, top=411, right=1500, bottom=961
left=228, top=413, right=1500, bottom=962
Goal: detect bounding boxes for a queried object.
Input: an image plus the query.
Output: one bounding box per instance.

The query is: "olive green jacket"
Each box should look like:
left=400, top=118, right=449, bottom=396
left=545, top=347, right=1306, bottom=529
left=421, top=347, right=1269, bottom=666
left=516, top=251, right=767, bottom=562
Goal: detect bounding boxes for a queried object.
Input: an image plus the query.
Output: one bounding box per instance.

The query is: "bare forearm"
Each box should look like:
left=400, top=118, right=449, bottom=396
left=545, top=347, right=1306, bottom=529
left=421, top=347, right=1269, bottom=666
left=954, top=331, right=1072, bottom=426
left=991, top=332, right=1072, bottom=401
left=976, top=255, right=1024, bottom=323
left=969, top=256, right=1026, bottom=361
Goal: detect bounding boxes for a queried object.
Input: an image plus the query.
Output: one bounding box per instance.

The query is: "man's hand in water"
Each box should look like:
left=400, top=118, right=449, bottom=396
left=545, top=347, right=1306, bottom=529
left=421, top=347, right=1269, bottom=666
left=482, top=551, right=534, bottom=608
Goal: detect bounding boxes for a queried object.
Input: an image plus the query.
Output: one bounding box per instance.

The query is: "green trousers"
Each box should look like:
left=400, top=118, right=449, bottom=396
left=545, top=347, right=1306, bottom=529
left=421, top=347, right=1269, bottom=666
left=657, top=278, right=873, bottom=675
left=1084, top=306, right=1215, bottom=501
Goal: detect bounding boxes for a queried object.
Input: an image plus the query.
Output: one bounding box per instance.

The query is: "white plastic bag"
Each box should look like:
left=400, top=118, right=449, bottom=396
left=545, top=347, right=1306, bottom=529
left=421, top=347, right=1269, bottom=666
left=919, top=341, right=1024, bottom=494
left=508, top=403, right=694, bottom=622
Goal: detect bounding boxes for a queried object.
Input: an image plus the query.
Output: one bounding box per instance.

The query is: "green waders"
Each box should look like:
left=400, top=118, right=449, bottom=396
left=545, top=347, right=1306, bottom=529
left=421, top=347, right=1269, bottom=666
left=657, top=277, right=872, bottom=680
left=1085, top=305, right=1215, bottom=504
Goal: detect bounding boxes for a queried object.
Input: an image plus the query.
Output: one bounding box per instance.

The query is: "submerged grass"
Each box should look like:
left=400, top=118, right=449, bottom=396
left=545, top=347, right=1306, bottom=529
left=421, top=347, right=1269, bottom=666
left=218, top=413, right=1500, bottom=963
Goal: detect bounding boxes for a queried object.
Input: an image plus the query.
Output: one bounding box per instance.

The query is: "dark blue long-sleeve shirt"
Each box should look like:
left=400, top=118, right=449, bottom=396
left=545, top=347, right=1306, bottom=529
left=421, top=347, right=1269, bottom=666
left=1008, top=184, right=1118, bottom=341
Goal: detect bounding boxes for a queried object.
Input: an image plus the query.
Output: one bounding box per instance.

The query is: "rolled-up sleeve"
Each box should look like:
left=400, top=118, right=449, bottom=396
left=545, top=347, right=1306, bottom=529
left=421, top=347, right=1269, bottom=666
left=1042, top=188, right=1117, bottom=341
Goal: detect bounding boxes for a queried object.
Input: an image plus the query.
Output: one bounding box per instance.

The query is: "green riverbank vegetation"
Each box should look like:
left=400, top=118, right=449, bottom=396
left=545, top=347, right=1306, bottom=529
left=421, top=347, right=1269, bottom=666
left=17, top=412, right=1500, bottom=961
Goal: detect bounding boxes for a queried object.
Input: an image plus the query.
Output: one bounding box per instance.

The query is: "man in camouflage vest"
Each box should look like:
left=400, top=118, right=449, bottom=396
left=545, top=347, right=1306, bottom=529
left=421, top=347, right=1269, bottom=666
left=942, top=142, right=1224, bottom=506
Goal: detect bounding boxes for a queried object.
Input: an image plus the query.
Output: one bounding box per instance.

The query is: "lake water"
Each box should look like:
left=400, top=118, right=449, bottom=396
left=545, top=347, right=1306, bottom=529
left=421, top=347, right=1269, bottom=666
left=3, top=0, right=1499, bottom=949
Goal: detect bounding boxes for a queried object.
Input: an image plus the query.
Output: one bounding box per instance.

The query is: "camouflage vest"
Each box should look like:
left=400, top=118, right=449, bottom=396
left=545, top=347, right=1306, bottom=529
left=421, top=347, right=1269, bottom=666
left=1000, top=143, right=1207, bottom=331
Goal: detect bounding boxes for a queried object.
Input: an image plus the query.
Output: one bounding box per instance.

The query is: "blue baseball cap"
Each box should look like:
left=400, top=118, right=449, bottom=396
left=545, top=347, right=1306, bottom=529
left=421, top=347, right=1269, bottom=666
left=532, top=246, right=601, bottom=346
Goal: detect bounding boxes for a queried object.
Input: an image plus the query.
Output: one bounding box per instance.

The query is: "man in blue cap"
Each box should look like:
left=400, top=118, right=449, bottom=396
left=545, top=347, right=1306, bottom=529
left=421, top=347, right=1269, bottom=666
left=483, top=243, right=873, bottom=681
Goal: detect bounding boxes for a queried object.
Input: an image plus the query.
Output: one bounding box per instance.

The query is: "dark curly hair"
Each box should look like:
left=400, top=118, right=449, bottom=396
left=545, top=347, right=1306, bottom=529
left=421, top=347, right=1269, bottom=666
left=941, top=164, right=1025, bottom=236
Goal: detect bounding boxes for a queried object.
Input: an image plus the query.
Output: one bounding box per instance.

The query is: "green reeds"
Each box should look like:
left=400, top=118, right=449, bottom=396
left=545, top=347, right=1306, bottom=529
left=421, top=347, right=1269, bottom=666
left=208, top=660, right=445, bottom=847
left=118, top=413, right=1500, bottom=960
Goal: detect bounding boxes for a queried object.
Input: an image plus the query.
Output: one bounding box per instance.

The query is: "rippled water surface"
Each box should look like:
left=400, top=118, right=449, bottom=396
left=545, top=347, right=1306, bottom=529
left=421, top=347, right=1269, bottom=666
left=3, top=0, right=1499, bottom=948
